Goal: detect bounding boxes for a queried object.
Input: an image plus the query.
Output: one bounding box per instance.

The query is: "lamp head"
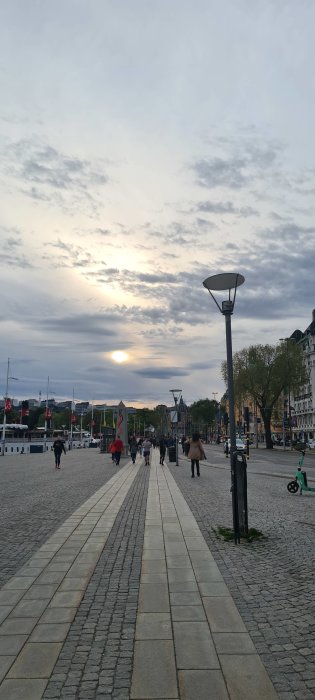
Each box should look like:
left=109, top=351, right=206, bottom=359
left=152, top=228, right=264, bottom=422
left=202, top=272, right=245, bottom=315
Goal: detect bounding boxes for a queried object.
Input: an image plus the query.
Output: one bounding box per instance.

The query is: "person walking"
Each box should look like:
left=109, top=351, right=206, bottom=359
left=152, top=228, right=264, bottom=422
left=130, top=437, right=138, bottom=464
left=53, top=438, right=66, bottom=469
left=112, top=437, right=124, bottom=465
left=109, top=441, right=116, bottom=464
left=188, top=433, right=205, bottom=478
left=159, top=437, right=166, bottom=465
left=142, top=438, right=152, bottom=466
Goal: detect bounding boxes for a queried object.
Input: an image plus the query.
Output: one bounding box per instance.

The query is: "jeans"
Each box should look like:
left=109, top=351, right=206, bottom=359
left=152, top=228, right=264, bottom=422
left=114, top=451, right=121, bottom=465
left=191, top=459, right=200, bottom=476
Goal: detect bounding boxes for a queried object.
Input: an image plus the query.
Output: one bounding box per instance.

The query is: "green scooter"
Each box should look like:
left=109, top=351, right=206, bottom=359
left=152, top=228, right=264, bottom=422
left=287, top=450, right=315, bottom=495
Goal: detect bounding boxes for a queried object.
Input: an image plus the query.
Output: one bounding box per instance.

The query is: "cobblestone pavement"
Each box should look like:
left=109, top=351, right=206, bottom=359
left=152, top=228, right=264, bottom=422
left=169, top=449, right=315, bottom=700
left=0, top=450, right=121, bottom=588
left=43, top=462, right=149, bottom=700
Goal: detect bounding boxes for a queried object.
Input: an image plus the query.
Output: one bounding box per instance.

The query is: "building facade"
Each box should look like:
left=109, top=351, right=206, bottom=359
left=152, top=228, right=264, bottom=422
left=292, top=310, right=315, bottom=442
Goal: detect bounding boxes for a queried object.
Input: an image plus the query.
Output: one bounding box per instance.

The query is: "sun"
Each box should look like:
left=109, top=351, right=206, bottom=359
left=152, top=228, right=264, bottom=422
left=111, top=351, right=129, bottom=364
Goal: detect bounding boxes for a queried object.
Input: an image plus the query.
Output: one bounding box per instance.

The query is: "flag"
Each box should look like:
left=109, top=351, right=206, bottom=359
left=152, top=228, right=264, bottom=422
left=71, top=415, right=77, bottom=424
left=4, top=399, right=11, bottom=413
left=45, top=409, right=52, bottom=419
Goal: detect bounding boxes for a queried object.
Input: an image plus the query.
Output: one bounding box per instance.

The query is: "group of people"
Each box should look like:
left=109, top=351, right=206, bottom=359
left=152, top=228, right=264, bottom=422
left=128, top=433, right=206, bottom=477
left=52, top=432, right=206, bottom=479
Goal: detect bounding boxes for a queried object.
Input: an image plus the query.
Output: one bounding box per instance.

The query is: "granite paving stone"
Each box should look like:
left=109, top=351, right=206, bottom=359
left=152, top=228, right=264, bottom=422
left=131, top=640, right=178, bottom=699
left=178, top=669, right=229, bottom=700
left=173, top=621, right=219, bottom=670
left=0, top=678, right=48, bottom=699
left=8, top=642, right=63, bottom=678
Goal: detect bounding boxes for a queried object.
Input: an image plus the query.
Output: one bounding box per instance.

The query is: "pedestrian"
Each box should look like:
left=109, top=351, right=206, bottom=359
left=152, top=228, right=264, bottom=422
left=109, top=441, right=116, bottom=463
left=142, top=438, right=152, bottom=466
left=130, top=437, right=138, bottom=464
left=188, top=432, right=206, bottom=478
left=112, top=437, right=124, bottom=465
left=53, top=438, right=66, bottom=469
left=159, top=437, right=166, bottom=465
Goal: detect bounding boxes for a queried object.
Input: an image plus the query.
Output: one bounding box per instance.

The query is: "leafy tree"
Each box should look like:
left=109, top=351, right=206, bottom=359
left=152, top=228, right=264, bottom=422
left=189, top=399, right=217, bottom=434
left=222, top=343, right=308, bottom=449
left=28, top=407, right=44, bottom=431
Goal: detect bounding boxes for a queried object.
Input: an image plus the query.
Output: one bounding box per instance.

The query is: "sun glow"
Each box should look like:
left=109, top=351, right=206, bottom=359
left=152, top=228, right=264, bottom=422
left=111, top=351, right=129, bottom=363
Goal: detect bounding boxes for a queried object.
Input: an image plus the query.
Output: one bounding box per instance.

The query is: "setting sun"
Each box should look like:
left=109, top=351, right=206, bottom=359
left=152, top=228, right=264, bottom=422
left=111, top=351, right=129, bottom=364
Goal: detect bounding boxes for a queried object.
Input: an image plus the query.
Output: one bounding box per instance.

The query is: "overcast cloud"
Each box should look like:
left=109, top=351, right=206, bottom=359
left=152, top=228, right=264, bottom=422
left=0, top=0, right=314, bottom=408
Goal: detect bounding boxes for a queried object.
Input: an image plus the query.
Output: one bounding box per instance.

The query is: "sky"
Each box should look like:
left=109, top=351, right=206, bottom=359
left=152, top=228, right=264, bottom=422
left=0, top=0, right=315, bottom=409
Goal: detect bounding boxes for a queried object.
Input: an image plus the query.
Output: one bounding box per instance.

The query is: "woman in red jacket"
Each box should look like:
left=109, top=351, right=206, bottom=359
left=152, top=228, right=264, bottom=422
left=112, top=437, right=124, bottom=465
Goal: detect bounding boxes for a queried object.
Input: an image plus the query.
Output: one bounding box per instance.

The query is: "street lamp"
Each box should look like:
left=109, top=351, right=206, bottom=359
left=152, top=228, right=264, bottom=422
left=44, top=377, right=56, bottom=452
left=1, top=358, right=19, bottom=456
left=203, top=272, right=246, bottom=542
left=170, top=389, right=182, bottom=466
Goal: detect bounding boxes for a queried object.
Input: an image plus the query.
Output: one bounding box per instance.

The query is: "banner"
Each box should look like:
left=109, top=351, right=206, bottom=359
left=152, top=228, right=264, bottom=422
left=4, top=399, right=12, bottom=413
left=71, top=414, right=77, bottom=423
left=116, top=401, right=128, bottom=448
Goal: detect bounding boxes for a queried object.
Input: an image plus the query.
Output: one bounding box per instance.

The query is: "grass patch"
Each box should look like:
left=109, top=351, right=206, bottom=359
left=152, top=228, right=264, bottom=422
left=214, top=526, right=266, bottom=542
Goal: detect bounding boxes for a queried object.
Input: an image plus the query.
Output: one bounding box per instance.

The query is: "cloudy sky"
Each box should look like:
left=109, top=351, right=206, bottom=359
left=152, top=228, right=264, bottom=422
left=0, top=0, right=314, bottom=408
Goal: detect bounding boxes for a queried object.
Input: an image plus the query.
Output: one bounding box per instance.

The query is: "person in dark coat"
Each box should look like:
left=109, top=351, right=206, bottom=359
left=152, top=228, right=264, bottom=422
left=53, top=439, right=66, bottom=469
left=159, top=438, right=166, bottom=465
left=130, top=437, right=138, bottom=464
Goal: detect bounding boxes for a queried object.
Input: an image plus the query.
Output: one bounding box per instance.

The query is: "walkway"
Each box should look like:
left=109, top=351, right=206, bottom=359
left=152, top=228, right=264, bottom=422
left=0, top=450, right=278, bottom=699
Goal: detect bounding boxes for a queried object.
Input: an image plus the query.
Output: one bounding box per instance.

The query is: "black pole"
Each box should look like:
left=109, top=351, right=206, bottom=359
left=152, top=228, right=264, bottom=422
left=224, top=307, right=238, bottom=541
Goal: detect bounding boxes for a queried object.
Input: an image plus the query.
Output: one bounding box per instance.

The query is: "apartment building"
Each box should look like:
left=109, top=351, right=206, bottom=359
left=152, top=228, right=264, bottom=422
left=292, top=310, right=315, bottom=442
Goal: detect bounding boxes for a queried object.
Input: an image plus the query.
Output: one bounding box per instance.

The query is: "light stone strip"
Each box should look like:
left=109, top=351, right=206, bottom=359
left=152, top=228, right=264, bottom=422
left=0, top=458, right=141, bottom=700
left=131, top=451, right=278, bottom=700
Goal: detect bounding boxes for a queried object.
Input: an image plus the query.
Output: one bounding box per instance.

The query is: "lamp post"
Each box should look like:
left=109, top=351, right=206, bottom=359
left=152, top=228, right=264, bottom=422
left=203, top=272, right=246, bottom=542
left=1, top=358, right=19, bottom=456
left=170, top=389, right=182, bottom=466
left=44, top=377, right=56, bottom=452
left=212, top=392, right=218, bottom=443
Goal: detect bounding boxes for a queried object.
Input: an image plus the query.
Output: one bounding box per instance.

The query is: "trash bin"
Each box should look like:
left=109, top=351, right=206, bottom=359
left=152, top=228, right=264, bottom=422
left=168, top=446, right=176, bottom=462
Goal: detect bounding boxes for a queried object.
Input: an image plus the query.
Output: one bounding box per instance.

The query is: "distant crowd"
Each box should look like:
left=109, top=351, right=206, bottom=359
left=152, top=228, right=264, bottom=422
left=108, top=433, right=206, bottom=477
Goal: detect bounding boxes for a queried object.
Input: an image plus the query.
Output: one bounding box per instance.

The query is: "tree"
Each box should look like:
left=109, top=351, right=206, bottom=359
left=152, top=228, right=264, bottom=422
left=189, top=399, right=217, bottom=435
left=222, top=343, right=308, bottom=449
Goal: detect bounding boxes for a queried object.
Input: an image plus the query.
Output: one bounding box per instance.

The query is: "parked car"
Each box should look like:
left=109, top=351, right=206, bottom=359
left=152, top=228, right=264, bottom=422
left=307, top=439, right=315, bottom=449
left=224, top=438, right=246, bottom=454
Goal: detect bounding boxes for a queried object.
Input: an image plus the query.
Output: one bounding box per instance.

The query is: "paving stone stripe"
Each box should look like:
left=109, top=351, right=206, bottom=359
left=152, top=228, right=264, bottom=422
left=131, top=451, right=278, bottom=700
left=43, top=459, right=150, bottom=699
left=0, top=458, right=141, bottom=699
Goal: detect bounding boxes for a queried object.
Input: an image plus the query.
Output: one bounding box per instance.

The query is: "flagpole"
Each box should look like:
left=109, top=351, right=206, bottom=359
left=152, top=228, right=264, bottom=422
left=70, top=388, right=74, bottom=447
left=44, top=376, right=49, bottom=453
left=1, top=358, right=9, bottom=457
